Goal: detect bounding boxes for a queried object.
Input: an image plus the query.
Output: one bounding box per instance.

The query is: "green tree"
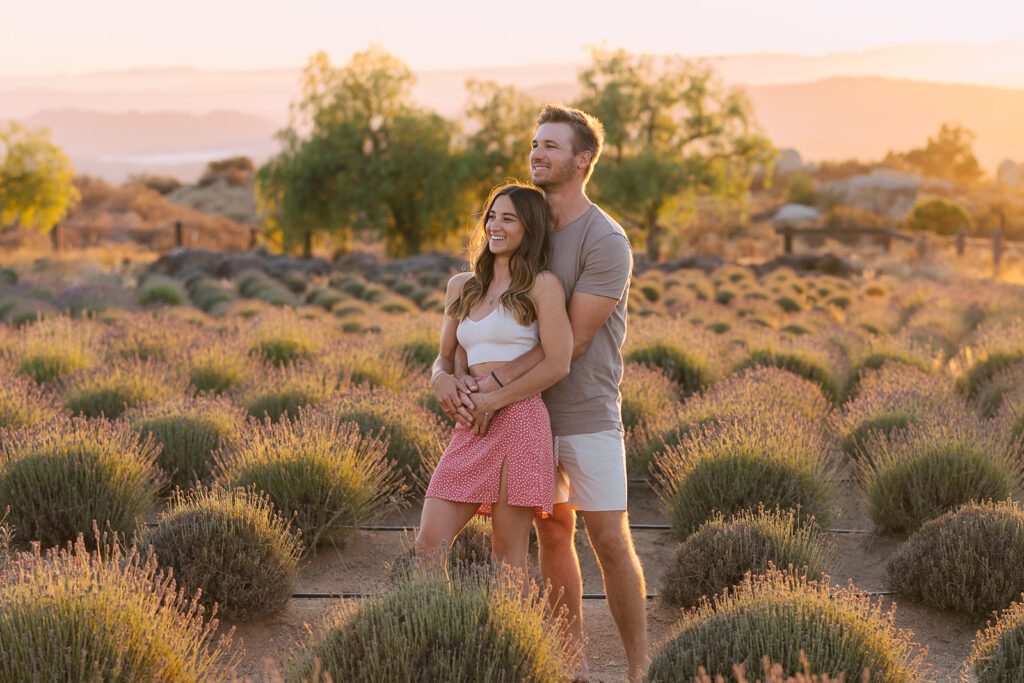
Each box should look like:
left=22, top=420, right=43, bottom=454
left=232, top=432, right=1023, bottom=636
left=884, top=123, right=984, bottom=187
left=576, top=47, right=775, bottom=261
left=256, top=47, right=467, bottom=257
left=462, top=79, right=538, bottom=193
left=907, top=198, right=974, bottom=236
left=0, top=122, right=79, bottom=233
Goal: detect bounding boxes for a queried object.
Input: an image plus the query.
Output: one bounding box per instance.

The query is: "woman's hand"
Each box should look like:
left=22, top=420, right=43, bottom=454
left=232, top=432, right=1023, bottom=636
left=468, top=391, right=497, bottom=436
left=432, top=372, right=475, bottom=426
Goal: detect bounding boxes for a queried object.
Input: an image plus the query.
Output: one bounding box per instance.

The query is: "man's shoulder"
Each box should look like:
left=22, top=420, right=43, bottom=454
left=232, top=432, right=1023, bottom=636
left=584, top=205, right=630, bottom=245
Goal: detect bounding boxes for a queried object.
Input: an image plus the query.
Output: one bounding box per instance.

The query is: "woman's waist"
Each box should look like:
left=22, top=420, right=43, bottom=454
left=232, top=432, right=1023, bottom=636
left=468, top=360, right=512, bottom=379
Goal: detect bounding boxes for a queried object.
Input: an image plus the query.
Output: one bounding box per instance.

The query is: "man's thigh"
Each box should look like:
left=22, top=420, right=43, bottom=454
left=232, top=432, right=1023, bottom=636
left=553, top=428, right=627, bottom=512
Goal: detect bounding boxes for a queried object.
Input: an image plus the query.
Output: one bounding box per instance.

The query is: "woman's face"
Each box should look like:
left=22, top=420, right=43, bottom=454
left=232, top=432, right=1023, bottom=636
left=485, top=194, right=526, bottom=257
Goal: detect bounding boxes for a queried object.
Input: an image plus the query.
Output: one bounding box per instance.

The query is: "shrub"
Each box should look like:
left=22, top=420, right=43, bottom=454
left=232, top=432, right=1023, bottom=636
left=735, top=334, right=848, bottom=403
left=907, top=197, right=973, bottom=236
left=285, top=567, right=578, bottom=682
left=244, top=310, right=326, bottom=366
left=0, top=418, right=162, bottom=548
left=0, top=534, right=237, bottom=680
left=62, top=358, right=182, bottom=419
left=859, top=408, right=1023, bottom=534
left=136, top=485, right=301, bottom=621
left=969, top=595, right=1024, bottom=682
left=214, top=410, right=400, bottom=550
left=833, top=364, right=958, bottom=459
left=956, top=321, right=1024, bottom=399
left=625, top=339, right=716, bottom=397
left=54, top=283, right=135, bottom=318
left=661, top=507, right=835, bottom=609
left=975, top=361, right=1024, bottom=418
left=137, top=274, right=186, bottom=306
left=104, top=313, right=194, bottom=362
left=647, top=569, right=924, bottom=683
left=319, top=387, right=445, bottom=488
left=125, top=395, right=246, bottom=490
left=188, top=339, right=252, bottom=393
left=653, top=415, right=835, bottom=536
left=327, top=338, right=412, bottom=392
left=886, top=500, right=1024, bottom=615
left=235, top=269, right=299, bottom=307
left=0, top=365, right=63, bottom=434
left=239, top=361, right=338, bottom=422
left=847, top=333, right=940, bottom=383
left=630, top=367, right=829, bottom=478
left=14, top=316, right=98, bottom=383
left=621, top=364, right=680, bottom=431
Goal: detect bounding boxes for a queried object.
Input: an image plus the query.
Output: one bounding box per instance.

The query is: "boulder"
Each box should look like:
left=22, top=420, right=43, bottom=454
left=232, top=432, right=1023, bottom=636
left=820, top=169, right=920, bottom=219
left=771, top=204, right=821, bottom=227
left=775, top=148, right=804, bottom=176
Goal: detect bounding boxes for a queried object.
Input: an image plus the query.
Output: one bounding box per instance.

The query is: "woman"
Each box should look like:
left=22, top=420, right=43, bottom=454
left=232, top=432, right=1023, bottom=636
left=416, top=183, right=572, bottom=575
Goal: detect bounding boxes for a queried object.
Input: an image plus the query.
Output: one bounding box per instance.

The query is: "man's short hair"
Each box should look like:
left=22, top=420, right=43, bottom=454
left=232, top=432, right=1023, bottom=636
left=537, top=104, right=605, bottom=184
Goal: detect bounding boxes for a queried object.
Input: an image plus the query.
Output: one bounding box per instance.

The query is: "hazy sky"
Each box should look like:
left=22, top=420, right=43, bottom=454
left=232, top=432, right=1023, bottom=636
left=2, top=0, right=1022, bottom=76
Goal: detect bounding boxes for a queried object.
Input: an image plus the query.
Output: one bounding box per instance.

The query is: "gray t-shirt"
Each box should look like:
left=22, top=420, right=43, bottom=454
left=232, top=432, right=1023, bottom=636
left=542, top=204, right=633, bottom=437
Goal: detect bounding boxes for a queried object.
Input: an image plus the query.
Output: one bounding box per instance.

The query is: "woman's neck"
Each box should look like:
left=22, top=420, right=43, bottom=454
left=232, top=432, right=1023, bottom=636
left=491, top=257, right=511, bottom=285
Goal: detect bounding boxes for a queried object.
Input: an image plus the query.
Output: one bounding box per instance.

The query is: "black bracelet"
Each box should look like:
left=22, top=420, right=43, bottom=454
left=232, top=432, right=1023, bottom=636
left=491, top=370, right=505, bottom=388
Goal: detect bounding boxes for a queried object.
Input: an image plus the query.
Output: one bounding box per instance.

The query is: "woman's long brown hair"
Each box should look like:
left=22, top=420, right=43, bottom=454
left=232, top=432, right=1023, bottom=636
left=446, top=183, right=551, bottom=326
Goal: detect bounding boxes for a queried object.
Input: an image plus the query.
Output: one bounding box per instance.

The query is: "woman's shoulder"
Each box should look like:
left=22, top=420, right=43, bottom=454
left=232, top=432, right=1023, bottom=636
left=446, top=271, right=474, bottom=292
left=529, top=270, right=565, bottom=298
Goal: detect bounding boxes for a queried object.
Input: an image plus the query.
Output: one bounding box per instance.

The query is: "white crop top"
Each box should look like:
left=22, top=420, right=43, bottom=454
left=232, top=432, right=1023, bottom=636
left=456, top=305, right=538, bottom=366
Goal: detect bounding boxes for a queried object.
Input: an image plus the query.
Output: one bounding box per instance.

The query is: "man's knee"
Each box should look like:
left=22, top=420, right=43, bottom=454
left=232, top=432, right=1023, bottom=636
left=535, top=506, right=576, bottom=552
left=585, top=514, right=638, bottom=569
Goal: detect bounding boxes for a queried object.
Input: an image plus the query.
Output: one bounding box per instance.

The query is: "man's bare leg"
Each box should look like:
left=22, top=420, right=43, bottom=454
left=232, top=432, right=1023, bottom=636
left=535, top=503, right=589, bottom=680
left=582, top=510, right=648, bottom=682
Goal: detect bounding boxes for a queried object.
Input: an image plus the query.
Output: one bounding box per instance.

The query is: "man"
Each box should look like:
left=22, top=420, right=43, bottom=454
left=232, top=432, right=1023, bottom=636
left=457, top=104, right=647, bottom=682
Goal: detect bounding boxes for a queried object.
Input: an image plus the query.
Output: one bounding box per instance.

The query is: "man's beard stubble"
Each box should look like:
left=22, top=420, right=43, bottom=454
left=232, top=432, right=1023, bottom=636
left=533, top=156, right=577, bottom=190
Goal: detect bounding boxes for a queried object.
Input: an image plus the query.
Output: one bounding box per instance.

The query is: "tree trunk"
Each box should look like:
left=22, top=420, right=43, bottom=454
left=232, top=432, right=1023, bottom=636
left=303, top=228, right=312, bottom=258
left=645, top=208, right=662, bottom=263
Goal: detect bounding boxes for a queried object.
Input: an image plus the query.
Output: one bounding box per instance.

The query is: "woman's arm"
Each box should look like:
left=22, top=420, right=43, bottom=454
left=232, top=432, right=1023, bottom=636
left=471, top=272, right=572, bottom=413
left=431, top=273, right=475, bottom=425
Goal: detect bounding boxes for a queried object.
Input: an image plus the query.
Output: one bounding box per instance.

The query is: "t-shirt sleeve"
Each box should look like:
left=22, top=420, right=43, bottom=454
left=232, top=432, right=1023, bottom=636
left=574, top=233, right=633, bottom=300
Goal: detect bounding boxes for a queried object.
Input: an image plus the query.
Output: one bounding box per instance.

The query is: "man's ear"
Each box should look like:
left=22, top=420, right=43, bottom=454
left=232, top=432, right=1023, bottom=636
left=576, top=150, right=593, bottom=170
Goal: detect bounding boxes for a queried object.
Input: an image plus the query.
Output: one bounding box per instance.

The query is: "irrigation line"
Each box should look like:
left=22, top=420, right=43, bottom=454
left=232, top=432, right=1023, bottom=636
left=289, top=590, right=896, bottom=601
left=352, top=524, right=873, bottom=535
left=289, top=592, right=659, bottom=601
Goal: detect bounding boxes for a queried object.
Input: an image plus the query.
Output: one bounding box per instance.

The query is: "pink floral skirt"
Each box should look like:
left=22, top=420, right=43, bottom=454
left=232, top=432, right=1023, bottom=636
left=426, top=390, right=555, bottom=518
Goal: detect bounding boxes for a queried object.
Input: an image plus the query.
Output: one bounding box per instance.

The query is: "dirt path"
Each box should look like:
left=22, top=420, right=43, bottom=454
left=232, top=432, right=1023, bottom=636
left=222, top=481, right=982, bottom=682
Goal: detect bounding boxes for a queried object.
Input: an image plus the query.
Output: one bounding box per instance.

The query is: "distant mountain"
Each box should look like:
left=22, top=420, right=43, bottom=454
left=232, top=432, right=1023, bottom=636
left=11, top=109, right=280, bottom=182
left=3, top=44, right=1024, bottom=182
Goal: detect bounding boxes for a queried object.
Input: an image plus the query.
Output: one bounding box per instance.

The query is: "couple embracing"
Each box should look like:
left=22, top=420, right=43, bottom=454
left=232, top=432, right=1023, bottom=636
left=416, top=104, right=648, bottom=682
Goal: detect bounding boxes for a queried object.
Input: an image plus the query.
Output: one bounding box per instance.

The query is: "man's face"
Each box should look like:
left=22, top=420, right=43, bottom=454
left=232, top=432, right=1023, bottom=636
left=530, top=122, right=584, bottom=190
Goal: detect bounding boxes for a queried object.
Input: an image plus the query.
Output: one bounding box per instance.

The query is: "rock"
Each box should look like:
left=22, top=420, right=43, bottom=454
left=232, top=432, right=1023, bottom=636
left=998, top=159, right=1024, bottom=188
left=775, top=148, right=804, bottom=176
left=771, top=204, right=821, bottom=227
left=753, top=253, right=860, bottom=278
left=820, top=169, right=920, bottom=219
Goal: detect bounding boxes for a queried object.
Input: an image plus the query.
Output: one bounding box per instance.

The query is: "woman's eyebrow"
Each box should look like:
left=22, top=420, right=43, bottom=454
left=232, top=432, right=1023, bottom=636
left=500, top=212, right=518, bottom=220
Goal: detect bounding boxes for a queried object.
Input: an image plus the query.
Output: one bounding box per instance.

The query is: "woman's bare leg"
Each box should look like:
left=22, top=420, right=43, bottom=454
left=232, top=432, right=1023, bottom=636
left=416, top=497, right=479, bottom=574
left=490, top=458, right=538, bottom=575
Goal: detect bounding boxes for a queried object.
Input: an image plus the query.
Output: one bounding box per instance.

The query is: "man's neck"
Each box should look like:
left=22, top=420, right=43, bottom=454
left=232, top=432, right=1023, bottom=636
left=545, top=184, right=593, bottom=231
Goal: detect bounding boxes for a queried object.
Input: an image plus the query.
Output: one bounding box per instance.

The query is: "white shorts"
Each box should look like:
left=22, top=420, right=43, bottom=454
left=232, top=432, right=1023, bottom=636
left=553, top=428, right=628, bottom=512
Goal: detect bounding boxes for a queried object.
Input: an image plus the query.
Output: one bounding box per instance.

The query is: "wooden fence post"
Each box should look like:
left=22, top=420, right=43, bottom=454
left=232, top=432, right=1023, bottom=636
left=249, top=227, right=259, bottom=250
left=955, top=229, right=966, bottom=256
left=174, top=220, right=184, bottom=248
left=993, top=229, right=1004, bottom=277
left=783, top=230, right=793, bottom=255
left=50, top=223, right=64, bottom=252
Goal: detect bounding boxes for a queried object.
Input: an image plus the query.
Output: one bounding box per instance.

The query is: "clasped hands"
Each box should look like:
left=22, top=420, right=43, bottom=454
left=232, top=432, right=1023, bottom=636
left=432, top=373, right=499, bottom=435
